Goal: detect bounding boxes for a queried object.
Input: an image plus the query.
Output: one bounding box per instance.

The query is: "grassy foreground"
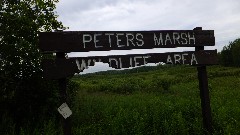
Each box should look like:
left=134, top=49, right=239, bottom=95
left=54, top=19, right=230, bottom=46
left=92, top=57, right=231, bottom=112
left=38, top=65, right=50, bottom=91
left=70, top=65, right=240, bottom=135
left=2, top=65, right=240, bottom=134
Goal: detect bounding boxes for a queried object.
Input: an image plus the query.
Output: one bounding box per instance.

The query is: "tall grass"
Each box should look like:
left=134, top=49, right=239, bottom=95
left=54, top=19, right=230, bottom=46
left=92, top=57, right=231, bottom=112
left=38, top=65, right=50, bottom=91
left=71, top=65, right=240, bottom=134
left=2, top=65, right=240, bottom=134
left=72, top=91, right=204, bottom=135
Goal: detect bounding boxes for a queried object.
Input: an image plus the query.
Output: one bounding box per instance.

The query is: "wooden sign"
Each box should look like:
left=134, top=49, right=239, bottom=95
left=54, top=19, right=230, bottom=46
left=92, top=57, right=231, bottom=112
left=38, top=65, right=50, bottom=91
left=42, top=50, right=217, bottom=79
left=39, top=30, right=215, bottom=52
left=39, top=27, right=216, bottom=135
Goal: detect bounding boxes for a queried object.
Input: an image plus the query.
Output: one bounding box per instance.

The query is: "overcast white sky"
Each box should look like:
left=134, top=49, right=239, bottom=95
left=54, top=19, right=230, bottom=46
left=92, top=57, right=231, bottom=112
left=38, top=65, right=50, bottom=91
left=55, top=0, right=240, bottom=73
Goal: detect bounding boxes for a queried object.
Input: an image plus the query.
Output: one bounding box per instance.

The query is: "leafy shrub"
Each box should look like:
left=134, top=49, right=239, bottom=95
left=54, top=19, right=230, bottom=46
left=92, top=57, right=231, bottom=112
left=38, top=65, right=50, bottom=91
left=91, top=77, right=147, bottom=94
left=153, top=77, right=173, bottom=93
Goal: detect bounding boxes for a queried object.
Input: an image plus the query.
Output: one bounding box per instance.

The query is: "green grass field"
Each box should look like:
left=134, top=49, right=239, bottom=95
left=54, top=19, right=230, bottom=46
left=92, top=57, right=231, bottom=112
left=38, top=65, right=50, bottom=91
left=69, top=65, right=240, bottom=135
left=3, top=65, right=240, bottom=135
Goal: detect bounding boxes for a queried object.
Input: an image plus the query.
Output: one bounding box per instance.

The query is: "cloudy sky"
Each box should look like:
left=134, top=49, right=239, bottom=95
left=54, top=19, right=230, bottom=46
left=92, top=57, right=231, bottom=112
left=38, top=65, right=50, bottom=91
left=55, top=0, right=240, bottom=73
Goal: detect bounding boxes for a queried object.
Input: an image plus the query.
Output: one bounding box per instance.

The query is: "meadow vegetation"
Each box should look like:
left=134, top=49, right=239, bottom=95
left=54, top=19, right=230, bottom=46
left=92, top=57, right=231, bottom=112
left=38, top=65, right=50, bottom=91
left=68, top=65, right=240, bottom=135
left=1, top=64, right=240, bottom=134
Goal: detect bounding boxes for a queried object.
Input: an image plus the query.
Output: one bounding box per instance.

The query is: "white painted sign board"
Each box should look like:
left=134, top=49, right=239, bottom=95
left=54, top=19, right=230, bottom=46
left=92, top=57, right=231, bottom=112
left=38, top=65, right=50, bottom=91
left=58, top=102, right=72, bottom=119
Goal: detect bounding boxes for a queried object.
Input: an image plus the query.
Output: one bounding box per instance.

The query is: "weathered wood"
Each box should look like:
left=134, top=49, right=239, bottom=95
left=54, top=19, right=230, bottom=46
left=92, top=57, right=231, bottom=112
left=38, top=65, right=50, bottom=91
left=56, top=52, right=72, bottom=135
left=195, top=45, right=213, bottom=134
left=43, top=50, right=217, bottom=79
left=39, top=30, right=215, bottom=52
left=197, top=66, right=213, bottom=134
left=42, top=59, right=78, bottom=80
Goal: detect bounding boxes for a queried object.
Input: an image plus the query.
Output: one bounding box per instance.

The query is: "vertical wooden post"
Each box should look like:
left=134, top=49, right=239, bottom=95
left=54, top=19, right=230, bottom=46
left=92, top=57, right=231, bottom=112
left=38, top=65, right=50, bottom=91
left=194, top=27, right=213, bottom=134
left=56, top=52, right=72, bottom=135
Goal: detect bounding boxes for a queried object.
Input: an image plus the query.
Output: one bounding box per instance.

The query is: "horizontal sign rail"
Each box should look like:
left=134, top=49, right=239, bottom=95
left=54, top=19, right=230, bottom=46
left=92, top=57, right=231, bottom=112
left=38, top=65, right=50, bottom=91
left=39, top=30, right=215, bottom=52
left=42, top=50, right=217, bottom=79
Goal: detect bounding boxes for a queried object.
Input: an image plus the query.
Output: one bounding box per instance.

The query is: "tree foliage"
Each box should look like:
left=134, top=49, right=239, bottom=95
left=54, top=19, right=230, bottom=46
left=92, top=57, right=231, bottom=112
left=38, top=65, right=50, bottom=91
left=0, top=0, right=66, bottom=79
left=219, top=38, right=240, bottom=67
left=0, top=0, right=67, bottom=131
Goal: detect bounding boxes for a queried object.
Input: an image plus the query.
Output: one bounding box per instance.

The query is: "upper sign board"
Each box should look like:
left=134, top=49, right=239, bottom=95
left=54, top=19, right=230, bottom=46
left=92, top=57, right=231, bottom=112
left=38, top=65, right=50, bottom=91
left=39, top=30, right=215, bottom=52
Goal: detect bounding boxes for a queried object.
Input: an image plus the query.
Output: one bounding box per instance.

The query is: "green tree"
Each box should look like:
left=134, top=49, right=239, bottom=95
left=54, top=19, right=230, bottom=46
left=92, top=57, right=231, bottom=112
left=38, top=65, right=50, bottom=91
left=0, top=0, right=66, bottom=79
left=219, top=38, right=240, bottom=67
left=231, top=38, right=240, bottom=67
left=219, top=43, right=233, bottom=66
left=0, top=0, right=67, bottom=132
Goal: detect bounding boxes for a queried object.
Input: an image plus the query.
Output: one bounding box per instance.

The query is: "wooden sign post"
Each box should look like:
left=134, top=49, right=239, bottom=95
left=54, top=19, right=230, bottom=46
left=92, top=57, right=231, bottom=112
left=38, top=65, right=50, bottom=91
left=194, top=27, right=213, bottom=134
left=39, top=27, right=216, bottom=135
left=56, top=52, right=72, bottom=135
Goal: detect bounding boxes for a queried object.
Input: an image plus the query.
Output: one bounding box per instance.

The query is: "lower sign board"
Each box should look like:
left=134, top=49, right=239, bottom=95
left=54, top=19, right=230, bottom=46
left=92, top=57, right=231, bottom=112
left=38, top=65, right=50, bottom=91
left=42, top=50, right=217, bottom=79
